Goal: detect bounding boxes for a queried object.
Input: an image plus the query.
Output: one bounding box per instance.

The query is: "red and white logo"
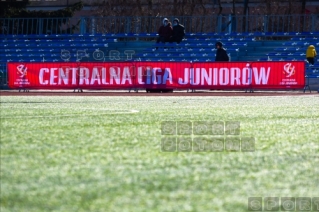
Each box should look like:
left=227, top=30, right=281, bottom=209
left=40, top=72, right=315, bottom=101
left=283, top=63, right=295, bottom=77
left=17, top=64, right=28, bottom=78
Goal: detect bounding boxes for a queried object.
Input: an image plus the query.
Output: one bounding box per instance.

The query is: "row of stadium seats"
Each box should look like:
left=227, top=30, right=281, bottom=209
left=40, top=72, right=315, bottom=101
left=0, top=41, right=249, bottom=49
left=0, top=43, right=112, bottom=47
left=2, top=31, right=319, bottom=39
left=1, top=36, right=256, bottom=42
left=291, top=37, right=319, bottom=41
left=281, top=41, right=319, bottom=46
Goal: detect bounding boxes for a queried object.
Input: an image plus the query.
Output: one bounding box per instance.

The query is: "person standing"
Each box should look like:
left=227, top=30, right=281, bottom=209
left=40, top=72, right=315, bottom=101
left=215, top=41, right=229, bottom=62
left=156, top=18, right=173, bottom=44
left=306, top=45, right=317, bottom=65
left=169, top=18, right=185, bottom=44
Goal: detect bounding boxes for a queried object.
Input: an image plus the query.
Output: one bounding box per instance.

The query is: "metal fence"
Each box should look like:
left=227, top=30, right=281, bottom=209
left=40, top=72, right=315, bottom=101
left=0, top=63, right=7, bottom=89
left=1, top=14, right=318, bottom=35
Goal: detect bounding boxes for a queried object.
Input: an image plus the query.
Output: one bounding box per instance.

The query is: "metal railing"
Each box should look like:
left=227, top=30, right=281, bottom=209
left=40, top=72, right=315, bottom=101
left=0, top=17, right=81, bottom=35
left=1, top=14, right=318, bottom=35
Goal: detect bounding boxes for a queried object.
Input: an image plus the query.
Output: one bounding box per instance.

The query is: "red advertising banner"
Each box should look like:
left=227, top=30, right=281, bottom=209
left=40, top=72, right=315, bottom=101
left=8, top=61, right=305, bottom=89
left=191, top=61, right=305, bottom=89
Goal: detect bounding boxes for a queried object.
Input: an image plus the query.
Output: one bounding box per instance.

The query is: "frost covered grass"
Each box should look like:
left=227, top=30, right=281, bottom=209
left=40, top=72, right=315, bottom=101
left=1, top=95, right=318, bottom=212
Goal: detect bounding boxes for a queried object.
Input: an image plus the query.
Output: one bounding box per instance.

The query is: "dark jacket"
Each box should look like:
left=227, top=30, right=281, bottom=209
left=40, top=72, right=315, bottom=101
left=215, top=48, right=229, bottom=61
left=158, top=23, right=173, bottom=39
left=172, top=24, right=185, bottom=39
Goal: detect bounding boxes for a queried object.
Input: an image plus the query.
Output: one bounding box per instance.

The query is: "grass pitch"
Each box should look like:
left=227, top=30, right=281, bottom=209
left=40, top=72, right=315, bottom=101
left=1, top=95, right=319, bottom=212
